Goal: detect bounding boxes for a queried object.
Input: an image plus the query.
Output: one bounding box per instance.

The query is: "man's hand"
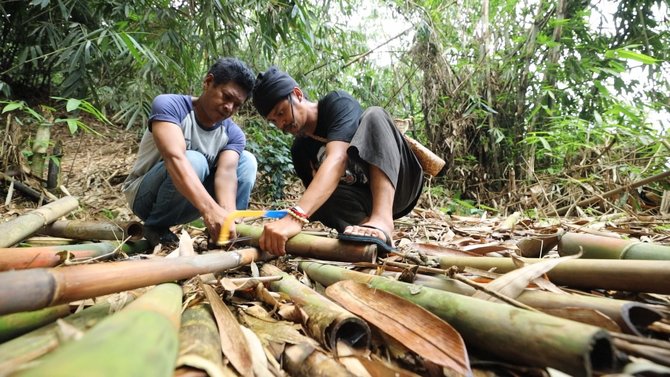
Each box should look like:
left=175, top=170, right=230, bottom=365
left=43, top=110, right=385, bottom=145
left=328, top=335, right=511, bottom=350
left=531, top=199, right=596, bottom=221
left=259, top=217, right=303, bottom=256
left=202, top=206, right=235, bottom=244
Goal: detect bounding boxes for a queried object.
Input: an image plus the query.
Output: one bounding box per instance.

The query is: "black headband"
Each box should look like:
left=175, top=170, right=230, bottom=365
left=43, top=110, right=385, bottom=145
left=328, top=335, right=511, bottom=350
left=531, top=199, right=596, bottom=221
left=252, top=66, right=298, bottom=117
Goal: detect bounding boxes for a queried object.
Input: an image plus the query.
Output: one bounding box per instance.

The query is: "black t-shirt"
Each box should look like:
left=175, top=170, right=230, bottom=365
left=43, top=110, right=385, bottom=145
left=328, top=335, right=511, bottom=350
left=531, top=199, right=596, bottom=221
left=291, top=90, right=367, bottom=188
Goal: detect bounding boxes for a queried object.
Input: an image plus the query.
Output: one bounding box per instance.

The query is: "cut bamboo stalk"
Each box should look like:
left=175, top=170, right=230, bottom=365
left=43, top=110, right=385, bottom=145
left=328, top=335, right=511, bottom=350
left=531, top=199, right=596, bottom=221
left=176, top=304, right=227, bottom=377
left=31, top=122, right=51, bottom=179
left=435, top=255, right=670, bottom=294
left=40, top=220, right=144, bottom=241
left=15, top=283, right=182, bottom=377
left=300, top=262, right=615, bottom=377
left=284, top=342, right=355, bottom=377
left=0, top=304, right=70, bottom=342
left=0, top=248, right=262, bottom=315
left=558, top=232, right=670, bottom=260
left=0, top=196, right=79, bottom=247
left=236, top=224, right=377, bottom=262
left=261, top=263, right=371, bottom=351
left=0, top=293, right=136, bottom=374
left=0, top=240, right=151, bottom=271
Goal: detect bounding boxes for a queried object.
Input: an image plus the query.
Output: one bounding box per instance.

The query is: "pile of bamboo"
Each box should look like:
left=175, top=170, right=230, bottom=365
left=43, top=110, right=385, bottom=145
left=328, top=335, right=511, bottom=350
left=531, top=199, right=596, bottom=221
left=1, top=198, right=670, bottom=376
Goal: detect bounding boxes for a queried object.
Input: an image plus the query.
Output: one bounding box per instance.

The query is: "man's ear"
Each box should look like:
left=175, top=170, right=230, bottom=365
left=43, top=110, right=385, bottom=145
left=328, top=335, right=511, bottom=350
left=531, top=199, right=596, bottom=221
left=293, top=87, right=304, bottom=102
left=203, top=73, right=214, bottom=89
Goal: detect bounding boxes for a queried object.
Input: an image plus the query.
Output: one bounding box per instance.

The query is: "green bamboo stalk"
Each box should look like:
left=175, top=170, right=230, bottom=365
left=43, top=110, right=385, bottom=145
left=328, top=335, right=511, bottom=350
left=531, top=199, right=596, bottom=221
left=40, top=220, right=144, bottom=241
left=261, top=264, right=371, bottom=351
left=0, top=240, right=151, bottom=271
left=0, top=248, right=262, bottom=315
left=300, top=262, right=615, bottom=377
left=558, top=232, right=670, bottom=260
left=175, top=304, right=226, bottom=377
left=236, top=224, right=377, bottom=262
left=0, top=196, right=79, bottom=248
left=15, top=283, right=183, bottom=377
left=435, top=255, right=670, bottom=294
left=0, top=294, right=136, bottom=374
left=0, top=304, right=70, bottom=342
left=408, top=273, right=662, bottom=336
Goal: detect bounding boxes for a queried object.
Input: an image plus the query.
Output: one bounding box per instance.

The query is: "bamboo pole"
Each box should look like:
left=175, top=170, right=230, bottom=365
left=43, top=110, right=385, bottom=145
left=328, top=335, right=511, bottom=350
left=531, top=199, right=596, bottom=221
left=0, top=196, right=79, bottom=247
left=435, top=255, right=670, bottom=294
left=15, top=283, right=183, bottom=377
left=40, top=220, right=144, bottom=241
left=261, top=264, right=371, bottom=351
left=0, top=248, right=263, bottom=315
left=237, top=224, right=377, bottom=262
left=556, top=171, right=670, bottom=215
left=0, top=240, right=151, bottom=271
left=407, top=273, right=662, bottom=336
left=0, top=304, right=70, bottom=343
left=0, top=293, right=136, bottom=374
left=284, top=342, right=355, bottom=377
left=175, top=304, right=226, bottom=377
left=300, top=262, right=615, bottom=377
left=558, top=232, right=670, bottom=260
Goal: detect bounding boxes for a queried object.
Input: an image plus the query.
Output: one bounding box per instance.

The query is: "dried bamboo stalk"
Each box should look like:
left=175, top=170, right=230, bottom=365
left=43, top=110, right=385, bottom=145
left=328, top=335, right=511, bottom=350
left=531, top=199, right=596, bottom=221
left=262, top=264, right=371, bottom=351
left=558, top=232, right=670, bottom=260
left=41, top=220, right=144, bottom=241
left=0, top=240, right=151, bottom=271
left=236, top=224, right=377, bottom=262
left=435, top=255, right=670, bottom=294
left=0, top=196, right=79, bottom=247
left=301, top=262, right=615, bottom=377
left=14, top=283, right=182, bottom=377
left=0, top=248, right=262, bottom=315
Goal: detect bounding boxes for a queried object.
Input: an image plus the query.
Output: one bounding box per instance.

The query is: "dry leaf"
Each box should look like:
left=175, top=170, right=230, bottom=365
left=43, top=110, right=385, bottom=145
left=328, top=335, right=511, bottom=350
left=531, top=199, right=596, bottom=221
left=326, top=280, right=471, bottom=376
left=473, top=254, right=581, bottom=302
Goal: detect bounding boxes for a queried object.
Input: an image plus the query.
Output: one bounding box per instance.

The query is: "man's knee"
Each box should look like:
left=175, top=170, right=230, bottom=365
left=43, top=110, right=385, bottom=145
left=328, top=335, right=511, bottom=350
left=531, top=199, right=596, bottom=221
left=184, top=150, right=210, bottom=180
left=238, top=150, right=258, bottom=184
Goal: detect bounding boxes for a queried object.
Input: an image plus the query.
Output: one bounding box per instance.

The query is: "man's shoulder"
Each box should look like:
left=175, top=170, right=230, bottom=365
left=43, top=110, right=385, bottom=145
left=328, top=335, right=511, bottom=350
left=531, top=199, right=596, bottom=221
left=320, top=90, right=357, bottom=104
left=152, top=94, right=191, bottom=111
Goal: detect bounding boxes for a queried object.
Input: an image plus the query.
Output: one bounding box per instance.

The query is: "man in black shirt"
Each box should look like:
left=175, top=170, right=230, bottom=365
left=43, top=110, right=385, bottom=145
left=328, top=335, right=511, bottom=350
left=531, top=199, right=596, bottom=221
left=252, top=66, right=424, bottom=256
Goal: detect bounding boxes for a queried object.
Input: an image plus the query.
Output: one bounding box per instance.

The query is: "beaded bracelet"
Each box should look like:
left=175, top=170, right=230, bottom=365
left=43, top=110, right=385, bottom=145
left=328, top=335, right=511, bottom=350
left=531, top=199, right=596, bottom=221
left=287, top=208, right=309, bottom=224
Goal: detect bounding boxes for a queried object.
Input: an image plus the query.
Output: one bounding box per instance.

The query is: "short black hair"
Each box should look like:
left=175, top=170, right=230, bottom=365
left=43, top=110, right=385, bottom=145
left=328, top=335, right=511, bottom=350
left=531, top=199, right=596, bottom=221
left=207, top=57, right=256, bottom=97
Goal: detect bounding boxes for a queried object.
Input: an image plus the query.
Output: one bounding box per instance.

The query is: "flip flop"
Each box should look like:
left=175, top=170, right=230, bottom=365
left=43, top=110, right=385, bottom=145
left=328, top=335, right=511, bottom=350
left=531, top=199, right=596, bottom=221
left=337, top=224, right=396, bottom=254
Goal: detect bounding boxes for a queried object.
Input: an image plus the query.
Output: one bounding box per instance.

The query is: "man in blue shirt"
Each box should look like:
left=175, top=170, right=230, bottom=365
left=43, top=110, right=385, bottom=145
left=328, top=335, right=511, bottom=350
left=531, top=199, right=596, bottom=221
left=123, top=58, right=256, bottom=247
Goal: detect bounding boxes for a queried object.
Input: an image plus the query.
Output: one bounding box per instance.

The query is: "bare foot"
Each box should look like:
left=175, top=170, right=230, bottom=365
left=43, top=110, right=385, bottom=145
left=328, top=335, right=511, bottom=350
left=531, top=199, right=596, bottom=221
left=343, top=223, right=394, bottom=246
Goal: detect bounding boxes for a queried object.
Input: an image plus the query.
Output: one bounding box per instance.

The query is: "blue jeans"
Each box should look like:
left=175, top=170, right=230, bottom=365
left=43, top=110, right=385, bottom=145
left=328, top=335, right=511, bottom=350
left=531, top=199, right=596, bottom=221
left=132, top=150, right=257, bottom=228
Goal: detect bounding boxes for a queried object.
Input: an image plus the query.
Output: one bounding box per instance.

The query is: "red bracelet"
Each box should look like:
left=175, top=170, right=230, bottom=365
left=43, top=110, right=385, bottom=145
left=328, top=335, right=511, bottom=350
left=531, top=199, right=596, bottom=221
left=287, top=208, right=309, bottom=224
left=290, top=206, right=308, bottom=219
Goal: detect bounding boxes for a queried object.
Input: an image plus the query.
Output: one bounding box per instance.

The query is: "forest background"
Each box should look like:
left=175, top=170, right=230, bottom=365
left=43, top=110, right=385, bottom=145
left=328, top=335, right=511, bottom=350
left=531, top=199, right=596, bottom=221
left=1, top=0, right=669, bottom=218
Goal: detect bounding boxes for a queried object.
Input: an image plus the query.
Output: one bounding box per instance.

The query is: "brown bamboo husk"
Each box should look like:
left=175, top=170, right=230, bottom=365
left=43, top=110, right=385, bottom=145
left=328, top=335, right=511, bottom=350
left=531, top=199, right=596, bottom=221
left=0, top=248, right=263, bottom=315
left=0, top=196, right=79, bottom=247
left=40, top=220, right=144, bottom=241
left=236, top=224, right=377, bottom=262
left=175, top=304, right=227, bottom=377
left=261, top=263, right=371, bottom=351
left=301, top=261, right=615, bottom=377
left=402, top=135, right=446, bottom=177
left=436, top=255, right=670, bottom=294
left=0, top=240, right=151, bottom=271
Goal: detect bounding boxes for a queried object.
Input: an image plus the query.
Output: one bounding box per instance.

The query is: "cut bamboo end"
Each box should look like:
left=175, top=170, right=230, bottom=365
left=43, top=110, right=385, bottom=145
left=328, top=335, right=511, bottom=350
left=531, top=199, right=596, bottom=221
left=403, top=135, right=446, bottom=177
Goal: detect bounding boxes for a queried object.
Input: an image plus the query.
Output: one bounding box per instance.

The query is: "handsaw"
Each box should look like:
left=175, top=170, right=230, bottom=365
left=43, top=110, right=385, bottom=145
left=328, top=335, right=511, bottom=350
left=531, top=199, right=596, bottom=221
left=217, top=209, right=288, bottom=245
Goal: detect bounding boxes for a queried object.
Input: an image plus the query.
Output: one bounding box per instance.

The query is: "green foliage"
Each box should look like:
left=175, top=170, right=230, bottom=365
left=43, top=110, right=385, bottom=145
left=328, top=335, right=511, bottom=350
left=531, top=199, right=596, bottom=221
left=243, top=118, right=295, bottom=201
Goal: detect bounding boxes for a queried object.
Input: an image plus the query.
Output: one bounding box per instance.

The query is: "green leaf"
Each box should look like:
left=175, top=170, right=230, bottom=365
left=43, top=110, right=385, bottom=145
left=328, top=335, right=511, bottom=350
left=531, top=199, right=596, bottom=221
left=66, top=119, right=78, bottom=134
left=606, top=48, right=659, bottom=64
left=2, top=102, right=24, bottom=113
left=66, top=98, right=82, bottom=112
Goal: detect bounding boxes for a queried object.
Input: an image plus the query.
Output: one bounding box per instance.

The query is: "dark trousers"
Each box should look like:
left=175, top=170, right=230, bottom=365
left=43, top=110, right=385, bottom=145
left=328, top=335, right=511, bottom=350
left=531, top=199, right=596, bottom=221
left=311, top=107, right=424, bottom=232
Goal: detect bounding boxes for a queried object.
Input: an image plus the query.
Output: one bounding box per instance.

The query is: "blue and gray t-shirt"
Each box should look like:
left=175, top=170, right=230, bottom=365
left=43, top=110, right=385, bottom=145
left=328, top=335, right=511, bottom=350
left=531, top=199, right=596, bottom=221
left=122, top=94, right=245, bottom=206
